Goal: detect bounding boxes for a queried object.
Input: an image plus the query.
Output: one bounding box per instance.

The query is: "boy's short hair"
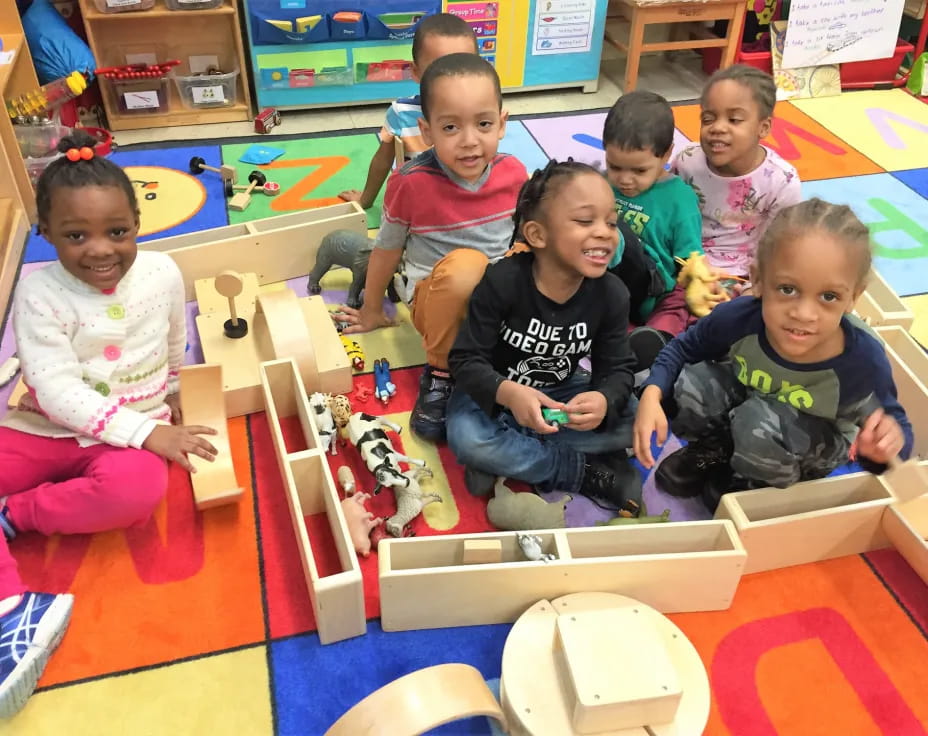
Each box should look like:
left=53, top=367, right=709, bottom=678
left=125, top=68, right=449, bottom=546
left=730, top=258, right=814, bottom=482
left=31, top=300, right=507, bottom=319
left=419, top=53, right=502, bottom=121
left=412, top=13, right=478, bottom=63
left=703, top=64, right=776, bottom=120
left=602, top=91, right=674, bottom=157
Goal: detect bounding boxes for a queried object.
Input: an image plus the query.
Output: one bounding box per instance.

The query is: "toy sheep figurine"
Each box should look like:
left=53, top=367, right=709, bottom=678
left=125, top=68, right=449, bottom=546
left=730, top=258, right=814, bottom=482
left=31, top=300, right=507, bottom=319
left=386, top=467, right=442, bottom=537
left=347, top=412, right=427, bottom=494
left=309, top=392, right=337, bottom=455
left=308, top=229, right=401, bottom=309
left=341, top=492, right=382, bottom=557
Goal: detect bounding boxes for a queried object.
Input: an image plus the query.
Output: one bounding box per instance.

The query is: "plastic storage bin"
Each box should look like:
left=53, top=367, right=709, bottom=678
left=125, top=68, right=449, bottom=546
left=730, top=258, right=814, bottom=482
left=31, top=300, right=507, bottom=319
left=92, top=0, right=155, bottom=13
left=165, top=0, right=223, bottom=9
left=173, top=68, right=240, bottom=108
left=14, top=122, right=71, bottom=185
left=109, top=77, right=170, bottom=114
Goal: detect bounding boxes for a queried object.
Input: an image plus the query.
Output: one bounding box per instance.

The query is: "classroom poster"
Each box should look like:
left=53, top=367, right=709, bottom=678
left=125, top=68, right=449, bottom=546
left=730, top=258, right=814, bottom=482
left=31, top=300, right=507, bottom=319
left=780, top=0, right=906, bottom=69
left=531, top=0, right=595, bottom=56
left=446, top=1, right=499, bottom=65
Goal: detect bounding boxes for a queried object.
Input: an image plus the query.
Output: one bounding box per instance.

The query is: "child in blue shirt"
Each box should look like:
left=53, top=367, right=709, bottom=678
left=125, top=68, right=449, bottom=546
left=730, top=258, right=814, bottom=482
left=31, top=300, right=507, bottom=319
left=603, top=91, right=710, bottom=372
left=633, top=198, right=913, bottom=511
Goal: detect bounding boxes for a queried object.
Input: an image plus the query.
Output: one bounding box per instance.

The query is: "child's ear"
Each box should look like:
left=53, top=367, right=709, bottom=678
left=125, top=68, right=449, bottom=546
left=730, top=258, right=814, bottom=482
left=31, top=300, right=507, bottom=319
left=418, top=116, right=433, bottom=147
left=748, top=264, right=761, bottom=293
left=521, top=219, right=545, bottom=249
left=758, top=117, right=773, bottom=139
left=410, top=63, right=422, bottom=83
left=659, top=146, right=673, bottom=167
left=498, top=109, right=509, bottom=140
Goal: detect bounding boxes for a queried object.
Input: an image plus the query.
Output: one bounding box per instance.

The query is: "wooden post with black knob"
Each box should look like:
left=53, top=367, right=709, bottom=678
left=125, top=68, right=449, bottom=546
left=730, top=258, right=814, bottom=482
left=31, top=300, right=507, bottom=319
left=215, top=270, right=248, bottom=338
left=228, top=170, right=267, bottom=211
left=189, top=155, right=237, bottom=183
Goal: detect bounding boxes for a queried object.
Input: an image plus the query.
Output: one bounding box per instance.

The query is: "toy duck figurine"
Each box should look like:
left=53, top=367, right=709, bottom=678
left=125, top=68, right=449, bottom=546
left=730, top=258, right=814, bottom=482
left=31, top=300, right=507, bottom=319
left=674, top=252, right=729, bottom=318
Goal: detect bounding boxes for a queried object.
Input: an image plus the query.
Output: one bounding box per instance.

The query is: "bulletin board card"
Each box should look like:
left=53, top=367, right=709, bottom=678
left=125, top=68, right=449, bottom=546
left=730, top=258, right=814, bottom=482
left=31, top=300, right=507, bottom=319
left=780, top=0, right=907, bottom=70
left=444, top=0, right=606, bottom=90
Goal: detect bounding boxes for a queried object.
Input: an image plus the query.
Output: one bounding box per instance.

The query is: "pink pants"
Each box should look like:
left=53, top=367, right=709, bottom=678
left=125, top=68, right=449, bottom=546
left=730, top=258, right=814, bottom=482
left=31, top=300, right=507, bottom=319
left=0, top=428, right=167, bottom=598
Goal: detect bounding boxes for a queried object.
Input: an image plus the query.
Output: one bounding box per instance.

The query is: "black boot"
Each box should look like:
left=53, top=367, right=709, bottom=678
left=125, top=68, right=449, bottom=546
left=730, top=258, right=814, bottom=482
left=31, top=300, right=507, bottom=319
left=655, top=433, right=733, bottom=498
left=464, top=466, right=496, bottom=497
left=579, top=454, right=642, bottom=508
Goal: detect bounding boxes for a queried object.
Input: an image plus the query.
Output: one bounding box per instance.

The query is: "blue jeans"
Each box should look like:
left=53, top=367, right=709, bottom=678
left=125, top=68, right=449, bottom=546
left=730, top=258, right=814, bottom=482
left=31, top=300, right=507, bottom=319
left=446, top=372, right=637, bottom=494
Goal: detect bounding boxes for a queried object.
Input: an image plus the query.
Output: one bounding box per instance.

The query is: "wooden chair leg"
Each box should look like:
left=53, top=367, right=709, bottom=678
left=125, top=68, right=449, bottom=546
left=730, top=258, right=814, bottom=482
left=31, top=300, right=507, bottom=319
left=720, top=1, right=747, bottom=68
left=624, top=9, right=646, bottom=92
left=325, top=663, right=508, bottom=736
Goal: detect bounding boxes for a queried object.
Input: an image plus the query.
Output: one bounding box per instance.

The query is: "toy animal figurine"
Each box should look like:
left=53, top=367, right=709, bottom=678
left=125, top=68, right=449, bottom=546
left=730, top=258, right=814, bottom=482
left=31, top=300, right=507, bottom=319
left=0, top=354, right=20, bottom=387
left=374, top=359, right=396, bottom=403
left=386, top=467, right=442, bottom=537
left=308, top=229, right=401, bottom=309
left=328, top=393, right=352, bottom=430
left=347, top=412, right=427, bottom=493
left=340, top=336, right=365, bottom=371
left=517, top=533, right=556, bottom=562
left=309, top=392, right=337, bottom=455
left=487, top=477, right=569, bottom=531
left=340, top=492, right=383, bottom=557
left=337, top=465, right=357, bottom=497
left=674, top=252, right=729, bottom=318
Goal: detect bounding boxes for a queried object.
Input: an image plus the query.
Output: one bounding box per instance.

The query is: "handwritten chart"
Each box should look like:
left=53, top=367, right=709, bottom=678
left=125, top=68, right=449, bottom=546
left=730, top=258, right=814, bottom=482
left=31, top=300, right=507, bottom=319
left=781, top=0, right=906, bottom=69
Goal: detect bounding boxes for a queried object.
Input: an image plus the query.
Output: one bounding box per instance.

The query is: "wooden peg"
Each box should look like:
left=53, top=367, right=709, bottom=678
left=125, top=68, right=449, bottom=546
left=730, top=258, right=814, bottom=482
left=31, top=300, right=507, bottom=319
left=214, top=270, right=248, bottom=338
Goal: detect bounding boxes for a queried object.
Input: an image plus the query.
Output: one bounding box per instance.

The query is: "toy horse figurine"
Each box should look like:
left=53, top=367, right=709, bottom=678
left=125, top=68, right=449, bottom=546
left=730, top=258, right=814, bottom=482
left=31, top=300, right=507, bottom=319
left=347, top=412, right=427, bottom=494
left=674, top=252, right=732, bottom=318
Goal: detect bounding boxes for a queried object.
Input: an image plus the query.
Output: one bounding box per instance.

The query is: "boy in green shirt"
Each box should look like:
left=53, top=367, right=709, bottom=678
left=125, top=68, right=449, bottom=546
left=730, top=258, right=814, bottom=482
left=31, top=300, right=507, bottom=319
left=603, top=91, right=705, bottom=371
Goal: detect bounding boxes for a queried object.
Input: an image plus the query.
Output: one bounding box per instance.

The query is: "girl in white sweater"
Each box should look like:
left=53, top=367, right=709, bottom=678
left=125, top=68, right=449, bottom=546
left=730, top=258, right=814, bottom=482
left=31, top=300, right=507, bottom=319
left=0, top=131, right=217, bottom=718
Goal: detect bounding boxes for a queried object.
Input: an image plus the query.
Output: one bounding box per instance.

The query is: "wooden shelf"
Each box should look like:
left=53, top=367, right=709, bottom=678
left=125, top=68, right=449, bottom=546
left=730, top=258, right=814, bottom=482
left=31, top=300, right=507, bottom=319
left=81, top=0, right=235, bottom=20
left=78, top=0, right=252, bottom=129
left=0, top=34, right=26, bottom=92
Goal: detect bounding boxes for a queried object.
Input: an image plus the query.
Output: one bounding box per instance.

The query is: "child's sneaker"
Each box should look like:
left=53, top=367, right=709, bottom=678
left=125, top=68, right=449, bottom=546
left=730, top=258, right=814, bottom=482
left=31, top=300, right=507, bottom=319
left=655, top=433, right=733, bottom=498
left=410, top=365, right=454, bottom=442
left=0, top=504, right=16, bottom=542
left=0, top=592, right=74, bottom=719
left=578, top=455, right=641, bottom=508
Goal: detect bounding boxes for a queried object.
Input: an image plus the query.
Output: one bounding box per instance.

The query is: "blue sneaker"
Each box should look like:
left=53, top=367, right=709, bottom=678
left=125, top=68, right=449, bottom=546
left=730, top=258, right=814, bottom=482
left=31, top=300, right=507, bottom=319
left=0, top=506, right=16, bottom=543
left=0, top=592, right=74, bottom=719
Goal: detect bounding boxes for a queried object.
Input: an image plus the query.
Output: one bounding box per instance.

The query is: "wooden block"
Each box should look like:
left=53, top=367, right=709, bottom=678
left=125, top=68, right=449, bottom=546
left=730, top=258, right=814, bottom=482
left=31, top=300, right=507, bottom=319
left=141, top=202, right=367, bottom=300
left=461, top=539, right=503, bottom=565
left=884, top=460, right=928, bottom=503
left=875, top=325, right=928, bottom=459
left=556, top=608, right=681, bottom=732
left=260, top=358, right=365, bottom=645
left=219, top=164, right=237, bottom=182
left=178, top=364, right=243, bottom=510
left=228, top=191, right=251, bottom=211
left=715, top=473, right=893, bottom=574
left=6, top=376, right=26, bottom=409
left=195, top=272, right=259, bottom=315
left=854, top=269, right=914, bottom=329
left=299, top=295, right=352, bottom=394
left=379, top=521, right=746, bottom=632
left=256, top=289, right=318, bottom=391
left=883, top=495, right=928, bottom=586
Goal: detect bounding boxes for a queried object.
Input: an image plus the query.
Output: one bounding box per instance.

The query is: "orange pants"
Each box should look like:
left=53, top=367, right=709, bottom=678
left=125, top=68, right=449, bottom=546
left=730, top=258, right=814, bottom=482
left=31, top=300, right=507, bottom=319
left=411, top=248, right=490, bottom=370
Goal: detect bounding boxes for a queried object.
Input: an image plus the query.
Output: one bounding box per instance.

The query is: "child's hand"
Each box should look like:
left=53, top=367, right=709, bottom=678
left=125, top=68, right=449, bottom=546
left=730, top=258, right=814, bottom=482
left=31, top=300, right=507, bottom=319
left=338, top=189, right=362, bottom=203
left=165, top=393, right=182, bottom=424
left=143, top=424, right=219, bottom=473
left=497, top=382, right=564, bottom=435
left=339, top=305, right=395, bottom=334
left=856, top=409, right=905, bottom=465
left=564, top=391, right=607, bottom=431
left=633, top=385, right=668, bottom=469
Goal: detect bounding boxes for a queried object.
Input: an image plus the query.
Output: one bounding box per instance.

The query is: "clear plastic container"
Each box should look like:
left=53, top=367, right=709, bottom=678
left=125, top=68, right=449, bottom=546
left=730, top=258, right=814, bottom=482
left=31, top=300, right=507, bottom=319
left=172, top=68, right=239, bottom=108
left=110, top=77, right=170, bottom=114
left=165, top=0, right=223, bottom=9
left=92, top=0, right=155, bottom=13
left=14, top=122, right=71, bottom=159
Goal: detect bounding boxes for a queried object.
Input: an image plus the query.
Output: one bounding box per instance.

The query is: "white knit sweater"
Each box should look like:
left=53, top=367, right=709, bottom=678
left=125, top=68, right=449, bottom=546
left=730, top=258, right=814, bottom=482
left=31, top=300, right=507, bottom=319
left=2, top=250, right=186, bottom=448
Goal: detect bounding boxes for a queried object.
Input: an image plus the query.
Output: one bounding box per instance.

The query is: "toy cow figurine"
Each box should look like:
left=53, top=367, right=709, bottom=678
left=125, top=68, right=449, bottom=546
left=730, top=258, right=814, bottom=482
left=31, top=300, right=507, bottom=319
left=309, top=392, right=337, bottom=455
left=347, top=412, right=427, bottom=494
left=308, top=230, right=401, bottom=309
left=340, top=492, right=382, bottom=557
left=386, top=467, right=442, bottom=537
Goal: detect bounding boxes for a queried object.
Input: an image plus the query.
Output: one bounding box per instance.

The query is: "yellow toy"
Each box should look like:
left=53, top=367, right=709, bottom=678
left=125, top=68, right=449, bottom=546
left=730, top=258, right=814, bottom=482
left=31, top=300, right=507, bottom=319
left=674, top=252, right=731, bottom=318
left=340, top=335, right=365, bottom=371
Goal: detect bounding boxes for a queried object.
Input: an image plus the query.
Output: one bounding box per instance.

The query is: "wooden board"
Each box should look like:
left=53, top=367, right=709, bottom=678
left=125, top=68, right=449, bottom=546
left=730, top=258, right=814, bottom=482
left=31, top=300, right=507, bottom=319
left=378, top=522, right=746, bottom=632
left=0, top=198, right=28, bottom=325
left=141, top=202, right=367, bottom=300
left=178, top=364, right=243, bottom=510
left=875, top=325, right=928, bottom=460
left=882, top=495, right=928, bottom=587
left=715, top=473, right=894, bottom=574
left=260, top=357, right=365, bottom=645
left=854, top=269, right=914, bottom=329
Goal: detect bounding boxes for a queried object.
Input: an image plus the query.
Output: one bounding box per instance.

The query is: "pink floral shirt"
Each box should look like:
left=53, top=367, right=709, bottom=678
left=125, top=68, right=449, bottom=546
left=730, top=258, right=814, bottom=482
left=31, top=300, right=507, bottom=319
left=672, top=143, right=801, bottom=277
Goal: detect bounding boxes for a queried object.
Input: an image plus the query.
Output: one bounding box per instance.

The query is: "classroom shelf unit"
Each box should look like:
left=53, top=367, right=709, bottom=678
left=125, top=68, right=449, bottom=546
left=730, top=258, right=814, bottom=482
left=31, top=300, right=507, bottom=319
left=244, top=0, right=608, bottom=111
left=77, top=0, right=253, bottom=131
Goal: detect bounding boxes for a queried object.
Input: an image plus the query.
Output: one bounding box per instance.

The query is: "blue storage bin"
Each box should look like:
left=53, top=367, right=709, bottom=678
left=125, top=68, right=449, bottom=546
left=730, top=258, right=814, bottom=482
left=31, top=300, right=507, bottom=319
left=329, top=11, right=366, bottom=40
left=250, top=8, right=330, bottom=45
